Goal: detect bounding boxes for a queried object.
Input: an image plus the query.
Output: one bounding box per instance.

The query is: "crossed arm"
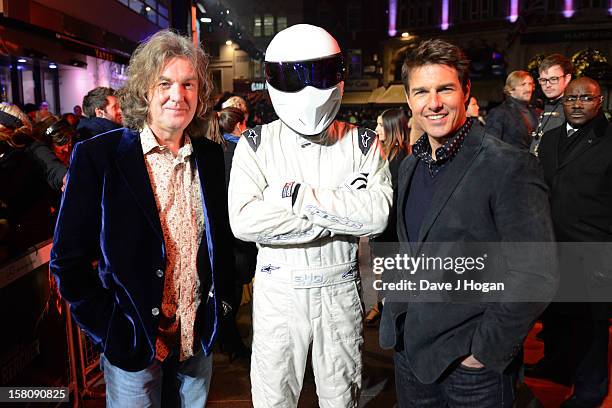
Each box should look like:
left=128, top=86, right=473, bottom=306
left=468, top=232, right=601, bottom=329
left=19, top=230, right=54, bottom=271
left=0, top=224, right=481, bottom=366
left=228, top=137, right=393, bottom=245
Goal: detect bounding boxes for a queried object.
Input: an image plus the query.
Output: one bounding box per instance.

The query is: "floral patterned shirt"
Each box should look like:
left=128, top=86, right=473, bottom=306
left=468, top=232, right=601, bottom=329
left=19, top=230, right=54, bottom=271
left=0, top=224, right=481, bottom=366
left=140, top=125, right=205, bottom=362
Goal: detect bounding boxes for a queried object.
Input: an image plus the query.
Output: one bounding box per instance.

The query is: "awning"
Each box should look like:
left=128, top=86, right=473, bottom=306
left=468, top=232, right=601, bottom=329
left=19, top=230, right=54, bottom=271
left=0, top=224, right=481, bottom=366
left=341, top=90, right=372, bottom=105
left=341, top=84, right=408, bottom=105
left=374, top=84, right=406, bottom=104
left=368, top=86, right=386, bottom=103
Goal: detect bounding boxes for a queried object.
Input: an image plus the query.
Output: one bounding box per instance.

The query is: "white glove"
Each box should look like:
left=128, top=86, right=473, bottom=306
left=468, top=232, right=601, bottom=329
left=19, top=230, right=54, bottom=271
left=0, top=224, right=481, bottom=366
left=342, top=172, right=368, bottom=190
left=263, top=181, right=301, bottom=212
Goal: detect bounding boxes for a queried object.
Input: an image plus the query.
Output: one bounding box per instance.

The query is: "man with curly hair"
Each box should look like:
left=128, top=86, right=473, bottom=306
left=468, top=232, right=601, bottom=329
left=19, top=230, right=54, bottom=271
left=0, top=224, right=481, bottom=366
left=50, top=30, right=235, bottom=407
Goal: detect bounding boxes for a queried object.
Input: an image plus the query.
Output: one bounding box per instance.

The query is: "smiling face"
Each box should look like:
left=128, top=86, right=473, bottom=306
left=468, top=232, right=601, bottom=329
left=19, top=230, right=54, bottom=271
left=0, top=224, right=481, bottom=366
left=406, top=64, right=469, bottom=144
left=563, top=79, right=602, bottom=127
left=147, top=57, right=198, bottom=140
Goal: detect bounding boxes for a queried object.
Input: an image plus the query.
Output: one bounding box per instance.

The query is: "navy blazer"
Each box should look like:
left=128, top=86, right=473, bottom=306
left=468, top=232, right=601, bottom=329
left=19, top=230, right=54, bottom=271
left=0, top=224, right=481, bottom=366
left=50, top=128, right=235, bottom=371
left=379, top=124, right=558, bottom=383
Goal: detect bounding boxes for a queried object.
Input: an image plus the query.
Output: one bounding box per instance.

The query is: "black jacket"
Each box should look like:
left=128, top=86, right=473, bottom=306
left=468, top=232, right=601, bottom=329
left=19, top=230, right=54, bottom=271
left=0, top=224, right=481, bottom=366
left=0, top=147, right=53, bottom=259
left=379, top=124, right=558, bottom=383
left=76, top=117, right=121, bottom=143
left=223, top=138, right=257, bottom=285
left=539, top=114, right=612, bottom=242
left=538, top=114, right=612, bottom=318
left=25, top=141, right=67, bottom=191
left=486, top=96, right=538, bottom=150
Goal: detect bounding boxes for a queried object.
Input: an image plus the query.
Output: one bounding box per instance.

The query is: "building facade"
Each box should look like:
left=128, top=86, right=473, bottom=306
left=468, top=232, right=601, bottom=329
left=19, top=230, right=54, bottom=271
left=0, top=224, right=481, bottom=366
left=194, top=0, right=301, bottom=95
left=382, top=0, right=612, bottom=108
left=0, top=0, right=177, bottom=114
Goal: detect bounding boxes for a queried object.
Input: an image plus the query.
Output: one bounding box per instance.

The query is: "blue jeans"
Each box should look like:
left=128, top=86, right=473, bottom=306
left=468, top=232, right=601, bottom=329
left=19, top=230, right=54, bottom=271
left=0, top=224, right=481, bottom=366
left=394, top=348, right=517, bottom=408
left=101, top=350, right=213, bottom=408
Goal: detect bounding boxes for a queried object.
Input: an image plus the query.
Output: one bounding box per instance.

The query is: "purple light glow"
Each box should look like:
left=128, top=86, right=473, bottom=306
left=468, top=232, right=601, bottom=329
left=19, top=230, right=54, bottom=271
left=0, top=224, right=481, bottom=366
left=508, top=0, right=519, bottom=22
left=441, top=0, right=449, bottom=30
left=609, top=0, right=612, bottom=15
left=563, top=0, right=574, bottom=18
left=388, top=0, right=397, bottom=37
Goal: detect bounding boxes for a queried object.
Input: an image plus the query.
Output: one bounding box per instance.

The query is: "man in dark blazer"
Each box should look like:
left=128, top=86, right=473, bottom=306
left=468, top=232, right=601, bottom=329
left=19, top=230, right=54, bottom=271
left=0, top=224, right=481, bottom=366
left=531, top=77, right=611, bottom=408
left=50, top=30, right=235, bottom=407
left=486, top=70, right=538, bottom=150
left=379, top=39, right=558, bottom=407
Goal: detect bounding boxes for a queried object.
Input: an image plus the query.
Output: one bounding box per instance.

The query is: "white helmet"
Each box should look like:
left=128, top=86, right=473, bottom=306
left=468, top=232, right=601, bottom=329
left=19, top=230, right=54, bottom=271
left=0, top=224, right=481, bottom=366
left=265, top=24, right=346, bottom=136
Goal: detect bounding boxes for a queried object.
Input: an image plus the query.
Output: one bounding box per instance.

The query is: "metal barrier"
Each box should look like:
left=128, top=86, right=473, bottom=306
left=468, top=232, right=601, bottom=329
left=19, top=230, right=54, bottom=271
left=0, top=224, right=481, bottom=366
left=0, top=240, right=105, bottom=406
left=75, top=322, right=105, bottom=399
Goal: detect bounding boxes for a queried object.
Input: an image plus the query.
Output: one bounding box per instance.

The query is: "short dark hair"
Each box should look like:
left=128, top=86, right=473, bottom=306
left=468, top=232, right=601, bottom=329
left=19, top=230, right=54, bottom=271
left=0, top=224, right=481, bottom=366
left=23, top=103, right=37, bottom=114
left=82, top=87, right=116, bottom=117
left=401, top=39, right=470, bottom=92
left=538, top=53, right=573, bottom=76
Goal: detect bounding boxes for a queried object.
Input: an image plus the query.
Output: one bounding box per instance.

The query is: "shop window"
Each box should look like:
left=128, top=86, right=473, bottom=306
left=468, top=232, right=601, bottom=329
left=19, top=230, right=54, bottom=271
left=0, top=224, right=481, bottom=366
left=0, top=65, right=12, bottom=103
left=277, top=16, right=287, bottom=32
left=159, top=3, right=168, bottom=18
left=253, top=16, right=262, bottom=37
left=129, top=0, right=143, bottom=14
left=146, top=10, right=157, bottom=24
left=263, top=14, right=274, bottom=37
left=21, top=68, right=35, bottom=105
left=42, top=70, right=57, bottom=114
left=117, top=0, right=169, bottom=28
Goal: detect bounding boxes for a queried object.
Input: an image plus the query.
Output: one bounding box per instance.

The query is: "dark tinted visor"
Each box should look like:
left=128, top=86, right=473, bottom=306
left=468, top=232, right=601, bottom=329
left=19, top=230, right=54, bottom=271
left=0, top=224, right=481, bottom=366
left=265, top=53, right=347, bottom=93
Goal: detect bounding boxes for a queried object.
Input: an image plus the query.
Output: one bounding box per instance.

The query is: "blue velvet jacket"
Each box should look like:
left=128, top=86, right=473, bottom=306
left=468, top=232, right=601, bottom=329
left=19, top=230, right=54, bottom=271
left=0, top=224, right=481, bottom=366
left=50, top=128, right=235, bottom=371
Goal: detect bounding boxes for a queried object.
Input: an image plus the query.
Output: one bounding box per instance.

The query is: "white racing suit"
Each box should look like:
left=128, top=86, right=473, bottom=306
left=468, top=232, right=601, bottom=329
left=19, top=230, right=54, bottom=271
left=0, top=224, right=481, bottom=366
left=228, top=119, right=392, bottom=407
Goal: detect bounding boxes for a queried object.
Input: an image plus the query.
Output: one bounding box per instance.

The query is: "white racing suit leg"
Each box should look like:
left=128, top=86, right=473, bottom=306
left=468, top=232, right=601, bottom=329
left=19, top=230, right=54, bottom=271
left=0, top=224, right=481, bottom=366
left=251, top=260, right=363, bottom=408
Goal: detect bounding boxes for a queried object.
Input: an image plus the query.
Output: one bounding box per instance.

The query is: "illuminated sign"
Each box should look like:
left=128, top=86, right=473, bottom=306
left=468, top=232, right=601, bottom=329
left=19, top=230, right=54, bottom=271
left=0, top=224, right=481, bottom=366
left=95, top=48, right=115, bottom=62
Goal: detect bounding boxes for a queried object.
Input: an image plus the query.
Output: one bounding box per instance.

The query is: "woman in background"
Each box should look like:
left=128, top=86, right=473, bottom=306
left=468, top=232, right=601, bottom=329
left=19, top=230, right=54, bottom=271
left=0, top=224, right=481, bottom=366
left=365, top=108, right=412, bottom=325
left=207, top=107, right=248, bottom=186
left=206, top=106, right=255, bottom=360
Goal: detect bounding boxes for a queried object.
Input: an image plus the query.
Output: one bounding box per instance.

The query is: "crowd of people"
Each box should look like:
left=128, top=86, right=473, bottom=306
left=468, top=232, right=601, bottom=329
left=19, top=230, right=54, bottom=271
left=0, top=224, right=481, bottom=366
left=0, top=86, right=124, bottom=263
left=0, top=23, right=610, bottom=408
